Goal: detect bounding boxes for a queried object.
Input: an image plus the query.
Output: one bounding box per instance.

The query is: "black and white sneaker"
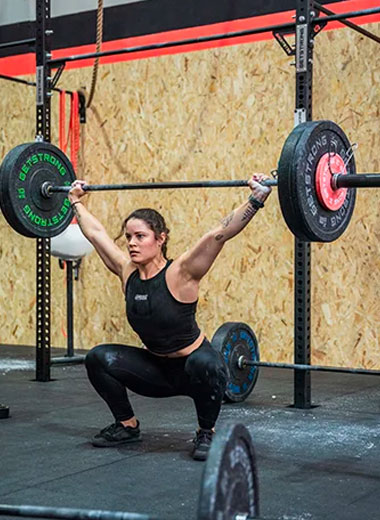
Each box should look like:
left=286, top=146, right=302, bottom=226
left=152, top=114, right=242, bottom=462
left=92, top=421, right=142, bottom=447
left=191, top=428, right=214, bottom=461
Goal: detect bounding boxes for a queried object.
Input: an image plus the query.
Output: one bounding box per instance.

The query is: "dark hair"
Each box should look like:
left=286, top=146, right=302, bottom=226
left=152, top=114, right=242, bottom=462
left=115, top=208, right=170, bottom=259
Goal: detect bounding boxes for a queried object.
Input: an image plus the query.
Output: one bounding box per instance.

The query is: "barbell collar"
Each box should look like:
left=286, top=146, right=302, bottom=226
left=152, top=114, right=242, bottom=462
left=332, top=173, right=380, bottom=189
left=46, top=178, right=278, bottom=194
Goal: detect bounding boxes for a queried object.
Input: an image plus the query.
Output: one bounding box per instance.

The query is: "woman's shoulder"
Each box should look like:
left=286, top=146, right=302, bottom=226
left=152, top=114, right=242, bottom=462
left=165, top=255, right=200, bottom=302
left=121, top=262, right=138, bottom=292
left=165, top=255, right=197, bottom=286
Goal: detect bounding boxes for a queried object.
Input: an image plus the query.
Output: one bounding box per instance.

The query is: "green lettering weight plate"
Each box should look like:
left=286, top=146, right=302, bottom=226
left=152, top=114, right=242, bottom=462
left=0, top=142, right=75, bottom=238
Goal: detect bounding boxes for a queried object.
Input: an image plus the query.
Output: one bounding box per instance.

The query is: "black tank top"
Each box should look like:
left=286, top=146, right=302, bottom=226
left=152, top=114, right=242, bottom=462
left=125, top=260, right=201, bottom=354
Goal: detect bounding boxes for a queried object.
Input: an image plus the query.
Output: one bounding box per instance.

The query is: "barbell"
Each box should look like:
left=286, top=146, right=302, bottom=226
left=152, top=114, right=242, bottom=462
left=210, top=322, right=380, bottom=403
left=1, top=120, right=380, bottom=243
left=0, top=423, right=260, bottom=520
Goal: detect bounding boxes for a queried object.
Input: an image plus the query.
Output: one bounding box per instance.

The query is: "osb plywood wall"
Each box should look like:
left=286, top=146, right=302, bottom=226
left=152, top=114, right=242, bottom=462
left=0, top=24, right=379, bottom=369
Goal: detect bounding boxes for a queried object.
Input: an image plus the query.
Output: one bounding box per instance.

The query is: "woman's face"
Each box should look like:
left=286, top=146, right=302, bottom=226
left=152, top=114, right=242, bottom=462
left=125, top=218, right=165, bottom=264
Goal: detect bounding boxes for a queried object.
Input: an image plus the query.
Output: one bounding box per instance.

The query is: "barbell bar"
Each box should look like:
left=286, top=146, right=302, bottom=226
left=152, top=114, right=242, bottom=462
left=237, top=357, right=380, bottom=376
left=0, top=423, right=260, bottom=520
left=42, top=179, right=277, bottom=195
left=0, top=506, right=258, bottom=520
left=41, top=173, right=380, bottom=196
left=0, top=119, right=379, bottom=242
left=0, top=505, right=154, bottom=520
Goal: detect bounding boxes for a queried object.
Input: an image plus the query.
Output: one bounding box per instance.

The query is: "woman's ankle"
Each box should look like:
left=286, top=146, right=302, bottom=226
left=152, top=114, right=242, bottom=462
left=121, top=417, right=138, bottom=428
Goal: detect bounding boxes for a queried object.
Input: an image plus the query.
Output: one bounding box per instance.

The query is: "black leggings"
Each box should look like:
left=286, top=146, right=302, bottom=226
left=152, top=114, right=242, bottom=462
left=85, top=338, right=228, bottom=430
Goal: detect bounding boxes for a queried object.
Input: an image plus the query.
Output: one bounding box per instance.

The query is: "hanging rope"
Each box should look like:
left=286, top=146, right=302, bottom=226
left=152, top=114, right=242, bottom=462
left=86, top=0, right=104, bottom=108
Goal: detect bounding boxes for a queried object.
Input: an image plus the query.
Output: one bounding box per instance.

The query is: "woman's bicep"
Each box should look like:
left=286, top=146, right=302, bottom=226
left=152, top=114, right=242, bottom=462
left=91, top=231, right=129, bottom=278
left=179, top=230, right=224, bottom=281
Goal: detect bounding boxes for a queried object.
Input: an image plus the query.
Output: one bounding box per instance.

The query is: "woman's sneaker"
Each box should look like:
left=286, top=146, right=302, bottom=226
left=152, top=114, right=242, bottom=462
left=191, top=428, right=214, bottom=461
left=92, top=421, right=142, bottom=447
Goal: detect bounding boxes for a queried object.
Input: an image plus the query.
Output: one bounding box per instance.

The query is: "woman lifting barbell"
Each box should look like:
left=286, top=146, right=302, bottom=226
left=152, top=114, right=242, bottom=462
left=68, top=174, right=272, bottom=460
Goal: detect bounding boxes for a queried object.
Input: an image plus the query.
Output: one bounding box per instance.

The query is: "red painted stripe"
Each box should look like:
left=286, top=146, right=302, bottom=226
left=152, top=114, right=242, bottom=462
left=0, top=0, right=379, bottom=77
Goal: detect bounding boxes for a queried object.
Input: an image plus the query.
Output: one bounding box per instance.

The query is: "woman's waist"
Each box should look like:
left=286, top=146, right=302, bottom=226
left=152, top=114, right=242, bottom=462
left=148, top=332, right=206, bottom=358
left=131, top=316, right=201, bottom=354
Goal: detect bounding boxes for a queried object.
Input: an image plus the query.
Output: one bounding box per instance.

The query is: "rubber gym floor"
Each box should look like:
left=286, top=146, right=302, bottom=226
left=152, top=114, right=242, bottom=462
left=1, top=345, right=380, bottom=520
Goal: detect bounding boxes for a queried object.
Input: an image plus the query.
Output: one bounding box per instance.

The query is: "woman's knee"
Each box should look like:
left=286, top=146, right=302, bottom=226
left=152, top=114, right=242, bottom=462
left=85, top=344, right=111, bottom=372
left=185, top=343, right=228, bottom=389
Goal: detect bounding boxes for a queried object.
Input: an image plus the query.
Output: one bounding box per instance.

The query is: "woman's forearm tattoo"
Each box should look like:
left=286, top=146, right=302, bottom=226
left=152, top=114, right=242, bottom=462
left=221, top=211, right=235, bottom=229
left=215, top=233, right=224, bottom=241
left=72, top=205, right=82, bottom=225
left=241, top=204, right=257, bottom=222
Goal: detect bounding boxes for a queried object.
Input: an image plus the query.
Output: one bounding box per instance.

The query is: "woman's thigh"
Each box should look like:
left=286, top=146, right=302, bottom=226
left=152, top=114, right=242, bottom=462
left=183, top=339, right=228, bottom=391
left=86, top=344, right=183, bottom=398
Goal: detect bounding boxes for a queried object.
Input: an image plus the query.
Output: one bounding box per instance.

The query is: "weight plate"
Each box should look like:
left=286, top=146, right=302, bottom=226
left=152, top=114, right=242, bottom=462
left=0, top=142, right=75, bottom=238
left=212, top=322, right=259, bottom=403
left=278, top=120, right=356, bottom=242
left=0, top=404, right=10, bottom=419
left=277, top=124, right=315, bottom=242
left=198, top=422, right=259, bottom=520
left=0, top=144, right=36, bottom=237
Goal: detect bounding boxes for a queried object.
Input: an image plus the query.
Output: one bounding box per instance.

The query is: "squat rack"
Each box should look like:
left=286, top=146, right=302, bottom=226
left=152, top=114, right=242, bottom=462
left=30, top=0, right=380, bottom=407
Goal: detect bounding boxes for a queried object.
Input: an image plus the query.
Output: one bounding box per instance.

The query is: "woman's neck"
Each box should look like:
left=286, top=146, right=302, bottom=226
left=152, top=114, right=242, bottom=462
left=138, top=256, right=167, bottom=280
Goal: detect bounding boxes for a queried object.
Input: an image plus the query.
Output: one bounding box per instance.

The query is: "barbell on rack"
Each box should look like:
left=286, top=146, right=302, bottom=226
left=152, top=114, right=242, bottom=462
left=0, top=423, right=260, bottom=520
left=1, top=120, right=380, bottom=243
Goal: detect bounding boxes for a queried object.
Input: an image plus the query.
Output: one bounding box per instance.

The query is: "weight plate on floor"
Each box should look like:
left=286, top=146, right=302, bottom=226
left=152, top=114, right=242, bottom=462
left=212, top=322, right=259, bottom=403
left=277, top=120, right=356, bottom=242
left=198, top=422, right=259, bottom=520
left=0, top=404, right=10, bottom=419
left=0, top=142, right=75, bottom=238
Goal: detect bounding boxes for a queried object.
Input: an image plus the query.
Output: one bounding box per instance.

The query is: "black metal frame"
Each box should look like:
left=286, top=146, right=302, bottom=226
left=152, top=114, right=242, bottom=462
left=35, top=0, right=52, bottom=381
left=47, top=6, right=380, bottom=68
left=33, top=0, right=380, bottom=394
left=0, top=38, right=35, bottom=50
left=292, top=0, right=315, bottom=408
left=315, top=2, right=380, bottom=45
left=0, top=73, right=71, bottom=94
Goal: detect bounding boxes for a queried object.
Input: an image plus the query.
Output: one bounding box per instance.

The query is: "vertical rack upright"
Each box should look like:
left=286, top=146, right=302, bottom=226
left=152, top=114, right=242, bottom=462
left=35, top=0, right=52, bottom=381
left=293, top=0, right=314, bottom=408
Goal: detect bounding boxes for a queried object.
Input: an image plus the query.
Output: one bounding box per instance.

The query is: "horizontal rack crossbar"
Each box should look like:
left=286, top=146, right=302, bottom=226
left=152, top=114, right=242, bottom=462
left=0, top=38, right=35, bottom=50
left=48, top=7, right=380, bottom=67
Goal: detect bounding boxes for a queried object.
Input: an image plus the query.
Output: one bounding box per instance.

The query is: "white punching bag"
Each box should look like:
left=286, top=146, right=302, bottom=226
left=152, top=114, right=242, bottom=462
left=51, top=217, right=94, bottom=261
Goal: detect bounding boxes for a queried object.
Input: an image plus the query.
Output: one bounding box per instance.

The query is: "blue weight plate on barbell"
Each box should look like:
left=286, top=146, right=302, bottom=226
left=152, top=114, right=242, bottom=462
left=212, top=322, right=260, bottom=403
